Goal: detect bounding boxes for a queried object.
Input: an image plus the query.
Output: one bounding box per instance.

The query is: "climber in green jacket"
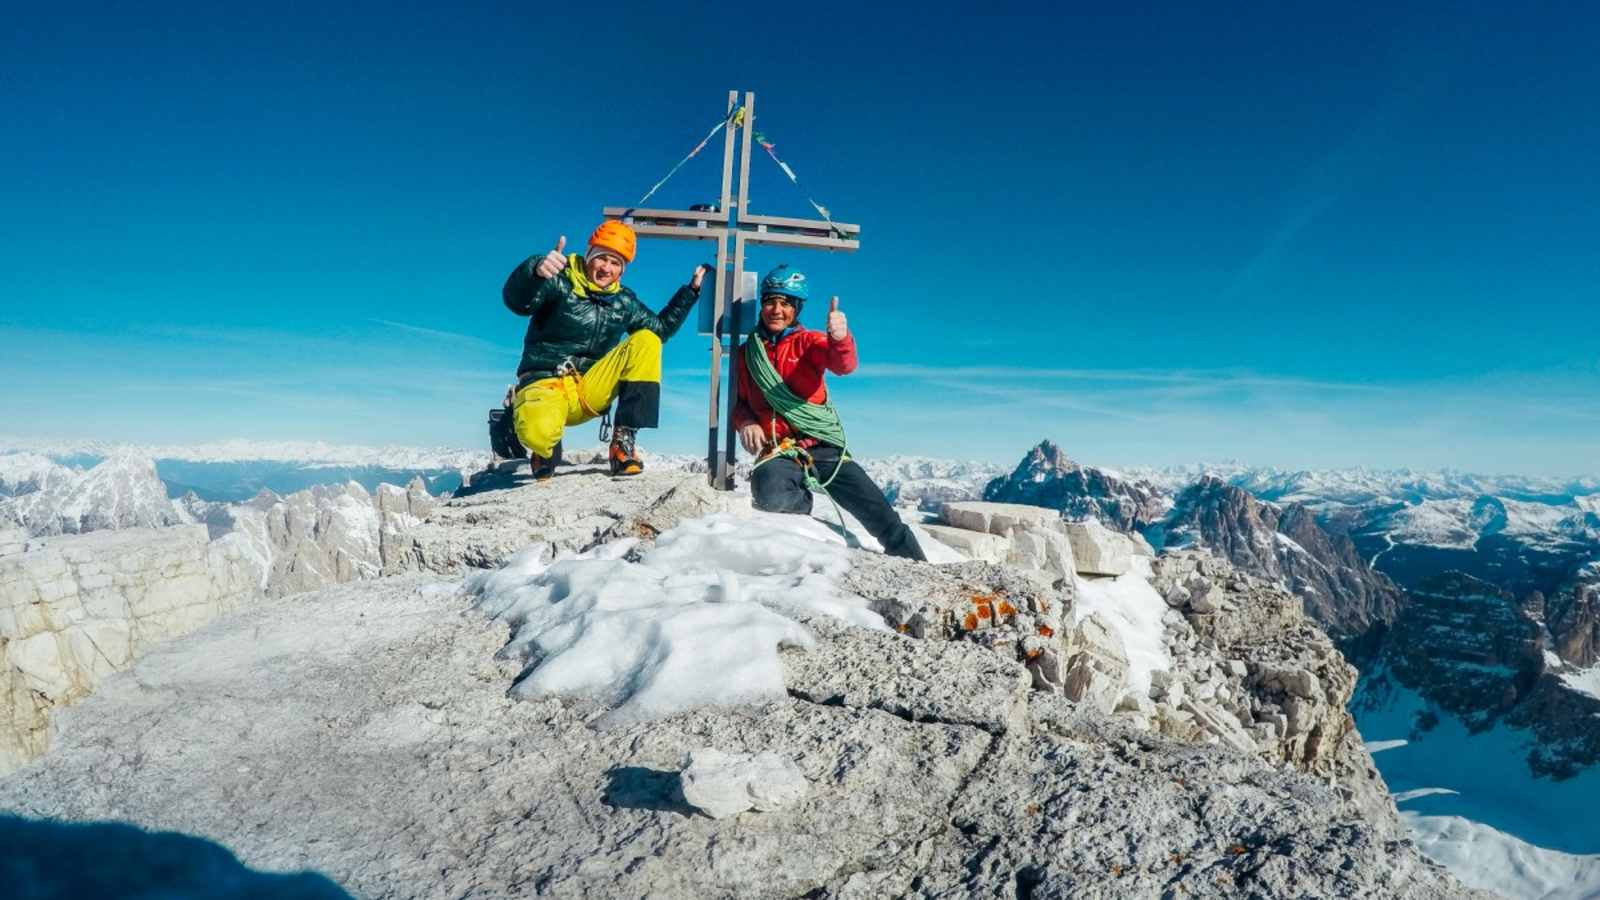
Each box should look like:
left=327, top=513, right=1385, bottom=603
left=502, top=221, right=705, bottom=479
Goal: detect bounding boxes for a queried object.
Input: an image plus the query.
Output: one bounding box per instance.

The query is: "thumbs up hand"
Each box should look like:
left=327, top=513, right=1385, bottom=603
left=534, top=235, right=568, bottom=279
left=826, top=296, right=849, bottom=341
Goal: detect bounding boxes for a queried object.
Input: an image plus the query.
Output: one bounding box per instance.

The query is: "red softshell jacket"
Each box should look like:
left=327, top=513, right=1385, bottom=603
left=732, top=325, right=857, bottom=448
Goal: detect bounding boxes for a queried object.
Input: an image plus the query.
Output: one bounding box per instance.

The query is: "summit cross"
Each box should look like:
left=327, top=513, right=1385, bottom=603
left=601, top=90, right=860, bottom=490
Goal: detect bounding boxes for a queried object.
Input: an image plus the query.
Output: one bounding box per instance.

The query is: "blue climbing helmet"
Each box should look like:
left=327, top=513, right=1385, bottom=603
left=760, top=264, right=809, bottom=310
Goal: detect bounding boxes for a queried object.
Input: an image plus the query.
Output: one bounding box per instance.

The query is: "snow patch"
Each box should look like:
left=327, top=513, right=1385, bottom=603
left=1404, top=812, right=1600, bottom=900
left=1560, top=665, right=1600, bottom=703
left=1072, top=557, right=1171, bottom=694
left=1393, top=787, right=1460, bottom=803
left=466, top=511, right=883, bottom=728
left=1273, top=532, right=1309, bottom=555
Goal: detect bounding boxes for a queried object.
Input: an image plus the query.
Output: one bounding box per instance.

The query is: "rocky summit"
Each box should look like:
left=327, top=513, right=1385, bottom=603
left=0, top=464, right=1484, bottom=898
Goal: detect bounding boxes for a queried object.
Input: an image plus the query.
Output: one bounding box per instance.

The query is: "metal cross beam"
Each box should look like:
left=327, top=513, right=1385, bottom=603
left=603, top=90, right=860, bottom=489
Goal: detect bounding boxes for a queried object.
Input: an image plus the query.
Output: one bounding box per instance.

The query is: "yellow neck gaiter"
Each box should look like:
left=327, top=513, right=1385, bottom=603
left=564, top=253, right=623, bottom=299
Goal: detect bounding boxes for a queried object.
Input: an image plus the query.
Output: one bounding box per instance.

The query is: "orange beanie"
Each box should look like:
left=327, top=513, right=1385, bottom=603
left=587, top=221, right=637, bottom=263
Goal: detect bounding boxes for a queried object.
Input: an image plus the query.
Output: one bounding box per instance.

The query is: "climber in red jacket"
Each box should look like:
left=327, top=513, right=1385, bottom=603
left=732, top=265, right=925, bottom=561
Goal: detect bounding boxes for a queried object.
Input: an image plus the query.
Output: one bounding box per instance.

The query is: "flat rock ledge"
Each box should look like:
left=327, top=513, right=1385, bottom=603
left=0, top=472, right=1487, bottom=899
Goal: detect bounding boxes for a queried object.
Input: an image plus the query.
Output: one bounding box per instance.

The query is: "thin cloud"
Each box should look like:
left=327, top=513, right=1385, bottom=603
left=853, top=363, right=1392, bottom=393
left=1219, top=71, right=1447, bottom=301
left=921, top=379, right=1157, bottom=423
left=369, top=319, right=514, bottom=352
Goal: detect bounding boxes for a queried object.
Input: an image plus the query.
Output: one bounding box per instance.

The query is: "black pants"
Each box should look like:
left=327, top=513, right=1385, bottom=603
left=750, top=446, right=926, bottom=561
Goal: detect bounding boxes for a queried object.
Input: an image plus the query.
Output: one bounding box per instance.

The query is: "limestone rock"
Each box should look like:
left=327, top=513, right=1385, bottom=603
left=939, top=500, right=1058, bottom=536
left=783, top=611, right=1032, bottom=735
left=919, top=524, right=1008, bottom=563
left=0, top=528, right=28, bottom=558
left=1129, top=530, right=1157, bottom=557
left=1005, top=525, right=1077, bottom=584
left=397, top=468, right=720, bottom=574
left=679, top=748, right=809, bottom=818
left=1149, top=548, right=1361, bottom=780
left=838, top=552, right=1072, bottom=699
left=1063, top=614, right=1130, bottom=713
left=1, top=525, right=259, bottom=775
left=1063, top=518, right=1134, bottom=576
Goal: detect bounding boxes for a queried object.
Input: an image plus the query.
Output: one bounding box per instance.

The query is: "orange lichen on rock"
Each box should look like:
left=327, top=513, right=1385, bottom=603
left=1036, top=624, right=1055, bottom=638
left=1025, top=648, right=1043, bottom=659
left=970, top=594, right=996, bottom=607
left=962, top=612, right=979, bottom=631
left=975, top=603, right=993, bottom=620
left=996, top=600, right=1017, bottom=617
left=1229, top=844, right=1247, bottom=856
left=895, top=623, right=910, bottom=634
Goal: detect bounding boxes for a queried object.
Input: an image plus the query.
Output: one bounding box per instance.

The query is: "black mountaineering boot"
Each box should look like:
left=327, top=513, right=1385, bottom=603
left=530, top=440, right=562, bottom=482
left=609, top=428, right=643, bottom=476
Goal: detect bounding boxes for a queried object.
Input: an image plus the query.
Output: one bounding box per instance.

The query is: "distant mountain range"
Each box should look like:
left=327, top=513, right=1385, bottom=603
left=0, top=440, right=478, bottom=503
left=0, top=438, right=487, bottom=471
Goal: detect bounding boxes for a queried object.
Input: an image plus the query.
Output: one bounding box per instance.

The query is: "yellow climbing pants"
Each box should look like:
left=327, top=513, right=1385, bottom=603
left=512, top=330, right=663, bottom=458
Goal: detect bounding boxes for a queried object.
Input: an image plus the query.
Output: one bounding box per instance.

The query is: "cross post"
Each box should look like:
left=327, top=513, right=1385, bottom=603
left=604, top=90, right=860, bottom=489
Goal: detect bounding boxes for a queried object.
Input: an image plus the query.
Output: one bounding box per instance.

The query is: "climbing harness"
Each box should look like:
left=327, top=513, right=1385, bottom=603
left=554, top=358, right=613, bottom=442
left=752, top=438, right=857, bottom=549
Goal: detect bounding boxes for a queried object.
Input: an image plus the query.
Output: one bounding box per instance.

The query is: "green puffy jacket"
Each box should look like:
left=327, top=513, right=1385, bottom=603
left=502, top=255, right=700, bottom=385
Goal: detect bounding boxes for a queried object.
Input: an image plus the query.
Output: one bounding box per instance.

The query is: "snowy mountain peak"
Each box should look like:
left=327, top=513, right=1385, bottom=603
left=0, top=452, right=182, bottom=536
left=0, top=453, right=76, bottom=498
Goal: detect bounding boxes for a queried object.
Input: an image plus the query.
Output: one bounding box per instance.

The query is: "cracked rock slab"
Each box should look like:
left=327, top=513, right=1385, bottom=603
left=392, top=468, right=706, bottom=574
left=907, top=702, right=1492, bottom=900
left=0, top=576, right=996, bottom=900
left=783, top=612, right=1032, bottom=735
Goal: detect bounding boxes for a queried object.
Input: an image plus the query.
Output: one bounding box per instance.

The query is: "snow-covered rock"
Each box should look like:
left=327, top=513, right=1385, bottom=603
left=468, top=511, right=874, bottom=728
left=0, top=453, right=76, bottom=499
left=0, top=469, right=1487, bottom=899
left=1403, top=812, right=1600, bottom=900
left=0, top=454, right=184, bottom=537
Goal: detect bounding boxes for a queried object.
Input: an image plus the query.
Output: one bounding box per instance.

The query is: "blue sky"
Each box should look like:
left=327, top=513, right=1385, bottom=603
left=3, top=1, right=1597, bottom=474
